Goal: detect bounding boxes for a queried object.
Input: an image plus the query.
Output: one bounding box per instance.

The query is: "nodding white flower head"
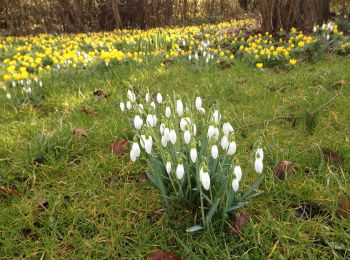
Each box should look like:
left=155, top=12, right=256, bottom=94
left=207, top=125, right=215, bottom=140
left=255, top=148, right=264, bottom=160
left=322, top=23, right=326, bottom=30
left=326, top=34, right=330, bottom=41
left=12, top=81, right=16, bottom=87
left=6, top=93, right=11, bottom=100
left=200, top=165, right=210, bottom=191
left=146, top=114, right=157, bottom=127
left=232, top=178, right=240, bottom=192
left=166, top=161, right=172, bottom=174
left=176, top=159, right=185, bottom=180
left=176, top=100, right=184, bottom=117
left=195, top=97, right=202, bottom=110
left=133, top=115, right=143, bottom=130
left=39, top=81, right=43, bottom=87
left=145, top=92, right=151, bottom=103
left=234, top=166, right=242, bottom=182
left=156, top=93, right=163, bottom=104
left=189, top=55, right=192, bottom=61
left=227, top=136, right=237, bottom=155
left=142, top=135, right=153, bottom=154
left=127, top=90, right=136, bottom=102
left=165, top=107, right=171, bottom=118
left=255, top=158, right=264, bottom=174
left=126, top=101, right=132, bottom=110
left=212, top=110, right=221, bottom=124
left=220, top=135, right=229, bottom=150
left=130, top=142, right=141, bottom=162
left=169, top=129, right=177, bottom=144
left=190, top=145, right=197, bottom=163
left=161, top=135, right=168, bottom=147
left=313, top=26, right=317, bottom=33
left=183, top=130, right=191, bottom=144
left=211, top=144, right=219, bottom=159
left=180, top=117, right=191, bottom=132
left=160, top=123, right=166, bottom=135
left=223, top=122, right=234, bottom=136
left=150, top=101, right=156, bottom=109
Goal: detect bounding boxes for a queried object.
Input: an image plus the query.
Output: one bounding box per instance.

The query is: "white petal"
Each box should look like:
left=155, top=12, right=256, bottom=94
left=255, top=158, right=263, bottom=174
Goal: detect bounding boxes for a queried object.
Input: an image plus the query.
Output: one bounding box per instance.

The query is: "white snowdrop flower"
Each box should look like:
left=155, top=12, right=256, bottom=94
left=223, top=122, right=234, bottom=136
left=27, top=87, right=32, bottom=93
left=255, top=158, right=264, bottom=174
left=255, top=148, right=264, bottom=160
left=189, top=55, right=192, bottom=61
left=39, top=81, right=43, bottom=87
left=214, top=127, right=219, bottom=140
left=326, top=34, right=330, bottom=41
left=207, top=125, right=215, bottom=140
left=127, top=90, right=136, bottom=102
left=150, top=101, right=156, bottom=109
left=227, top=141, right=237, bottom=155
left=203, top=51, right=207, bottom=57
left=322, top=23, right=326, bottom=30
left=146, top=114, right=157, bottom=127
left=183, top=130, right=191, bottom=144
left=180, top=117, right=191, bottom=132
left=195, top=97, right=202, bottom=110
left=176, top=160, right=185, bottom=180
left=159, top=123, right=165, bottom=135
left=176, top=100, right=184, bottom=117
left=313, top=26, right=317, bottom=33
left=1, top=85, right=6, bottom=91
left=199, top=107, right=206, bottom=114
left=211, top=144, right=219, bottom=159
left=212, top=110, right=221, bottom=124
left=161, top=135, right=168, bottom=147
left=130, top=142, right=141, bottom=162
left=169, top=129, right=177, bottom=144
left=126, top=101, right=132, bottom=110
left=156, top=93, right=163, bottom=104
left=12, top=81, right=16, bottom=87
left=166, top=161, right=172, bottom=174
left=190, top=146, right=197, bottom=163
left=145, top=92, right=151, bottom=103
left=133, top=115, right=143, bottom=130
left=163, top=128, right=170, bottom=140
left=195, top=53, right=199, bottom=60
left=200, top=166, right=210, bottom=191
left=165, top=106, right=171, bottom=118
left=220, top=135, right=229, bottom=150
left=234, top=166, right=242, bottom=182
left=206, top=57, right=210, bottom=64
left=232, top=179, right=239, bottom=192
left=144, top=136, right=153, bottom=154
left=6, top=93, right=11, bottom=100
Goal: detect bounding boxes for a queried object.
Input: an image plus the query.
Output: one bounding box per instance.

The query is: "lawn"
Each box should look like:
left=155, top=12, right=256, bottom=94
left=0, top=56, right=350, bottom=258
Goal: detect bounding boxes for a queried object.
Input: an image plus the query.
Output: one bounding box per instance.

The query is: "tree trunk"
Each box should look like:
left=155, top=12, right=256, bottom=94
left=239, top=0, right=248, bottom=12
left=111, top=0, right=122, bottom=29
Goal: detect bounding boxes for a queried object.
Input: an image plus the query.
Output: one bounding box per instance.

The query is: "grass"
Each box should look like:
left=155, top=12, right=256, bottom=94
left=0, top=56, right=350, bottom=258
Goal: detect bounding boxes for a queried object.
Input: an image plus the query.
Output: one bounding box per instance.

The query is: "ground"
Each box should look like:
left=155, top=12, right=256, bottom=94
left=0, top=56, right=350, bottom=258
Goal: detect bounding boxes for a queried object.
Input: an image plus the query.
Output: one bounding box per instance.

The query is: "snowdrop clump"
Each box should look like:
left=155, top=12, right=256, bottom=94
left=120, top=89, right=265, bottom=231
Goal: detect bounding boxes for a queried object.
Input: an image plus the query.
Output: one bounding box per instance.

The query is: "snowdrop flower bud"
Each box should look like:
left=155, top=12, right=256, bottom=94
left=207, top=125, right=215, bottom=140
left=200, top=166, right=210, bottom=191
left=126, top=101, right=132, bottom=110
left=313, top=26, right=317, bottom=33
left=134, top=115, right=143, bottom=130
left=163, top=128, right=170, bottom=139
left=176, top=159, right=185, bottom=180
left=190, top=145, right=197, bottom=163
left=166, top=161, right=172, bottom=174
left=232, top=178, right=239, bottom=192
left=150, top=101, right=156, bottom=109
left=130, top=142, right=141, bottom=162
left=176, top=100, right=183, bottom=117
left=195, top=97, right=202, bottom=110
left=223, top=122, right=234, bottom=136
left=127, top=90, right=136, bottom=102
left=144, top=135, right=153, bottom=154
left=169, top=129, right=177, bottom=144
left=326, top=34, right=330, bottom=41
left=6, top=93, right=11, bottom=100
left=156, top=93, right=163, bottom=104
left=145, top=92, right=151, bottom=103
left=165, top=107, right=171, bottom=118
left=183, top=130, right=191, bottom=144
left=146, top=114, right=157, bottom=127
left=212, top=110, right=221, bottom=124
left=161, top=135, right=168, bottom=147
left=227, top=141, right=237, bottom=155
left=221, top=135, right=229, bottom=150
left=211, top=144, right=219, bottom=159
left=234, top=166, right=242, bottom=182
left=255, top=158, right=264, bottom=174
left=12, top=81, right=16, bottom=87
left=39, top=81, right=43, bottom=87
left=322, top=23, right=326, bottom=30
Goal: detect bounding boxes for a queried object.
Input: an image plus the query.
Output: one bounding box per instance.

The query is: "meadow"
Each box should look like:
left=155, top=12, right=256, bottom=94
left=0, top=20, right=350, bottom=258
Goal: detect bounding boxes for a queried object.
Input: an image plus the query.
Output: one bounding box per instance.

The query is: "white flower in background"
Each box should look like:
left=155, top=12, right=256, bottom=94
left=326, top=34, right=330, bottom=41
left=211, top=144, right=219, bottom=159
left=166, top=161, right=172, bottom=174
left=207, top=125, right=215, bottom=140
left=161, top=135, right=168, bottom=147
left=146, top=114, right=157, bottom=127
left=227, top=136, right=237, bottom=155
left=176, top=100, right=184, bottom=116
left=212, top=110, right=221, bottom=124
left=232, top=178, right=240, bottom=192
left=156, top=93, right=163, bottom=104
left=6, top=93, right=11, bottom=100
left=223, top=122, right=234, bottom=136
left=126, top=101, right=132, bottom=110
left=183, top=130, right=191, bottom=144
left=214, top=126, right=219, bottom=140
left=313, top=26, right=317, bottom=33
left=133, top=115, right=143, bottom=130
left=176, top=160, right=185, bottom=180
left=150, top=101, right=156, bottom=109
left=234, top=166, right=242, bottom=182
left=39, top=81, right=43, bottom=87
left=120, top=101, right=125, bottom=111
left=169, top=129, right=177, bottom=144
left=255, top=158, right=264, bottom=174
left=189, top=55, right=192, bottom=61
left=180, top=117, right=191, bottom=132
left=145, top=92, right=151, bottom=103
left=220, top=135, right=229, bottom=150
left=195, top=97, right=202, bottom=110
left=127, top=90, right=136, bottom=102
left=12, top=81, right=16, bottom=87
left=165, top=107, right=171, bottom=118
left=200, top=166, right=210, bottom=191
left=143, top=135, right=153, bottom=154
left=322, top=23, right=326, bottom=30
left=190, top=145, right=197, bottom=163
left=130, top=142, right=141, bottom=162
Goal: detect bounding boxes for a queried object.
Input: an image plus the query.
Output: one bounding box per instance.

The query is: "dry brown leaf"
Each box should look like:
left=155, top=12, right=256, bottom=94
left=327, top=80, right=345, bottom=90
left=322, top=148, right=344, bottom=166
left=338, top=197, right=350, bottom=218
left=109, top=140, right=128, bottom=156
left=231, top=211, right=249, bottom=234
left=93, top=90, right=109, bottom=98
left=275, top=160, right=293, bottom=180
left=33, top=157, right=45, bottom=166
left=73, top=128, right=88, bottom=137
left=147, top=250, right=180, bottom=260
left=0, top=186, right=18, bottom=195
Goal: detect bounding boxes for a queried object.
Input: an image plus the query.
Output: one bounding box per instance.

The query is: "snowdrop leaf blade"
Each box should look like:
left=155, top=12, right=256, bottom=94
left=205, top=198, right=220, bottom=224
left=241, top=178, right=263, bottom=200
left=227, top=202, right=247, bottom=212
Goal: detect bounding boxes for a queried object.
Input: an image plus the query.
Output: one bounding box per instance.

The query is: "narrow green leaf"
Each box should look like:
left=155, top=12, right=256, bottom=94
left=227, top=202, right=247, bottom=212
left=205, top=197, right=220, bottom=224
left=242, top=178, right=263, bottom=200
left=186, top=225, right=204, bottom=233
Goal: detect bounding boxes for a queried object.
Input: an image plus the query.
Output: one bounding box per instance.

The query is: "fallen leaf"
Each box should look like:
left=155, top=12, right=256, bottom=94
left=33, top=157, right=45, bottom=166
left=37, top=198, right=49, bottom=209
left=322, top=148, right=344, bottom=166
left=147, top=250, right=180, bottom=260
left=0, top=186, right=18, bottom=195
left=231, top=211, right=249, bottom=234
left=293, top=202, right=326, bottom=219
left=327, top=80, right=345, bottom=90
left=338, top=197, right=350, bottom=218
left=109, top=140, right=128, bottom=156
left=275, top=160, right=293, bottom=180
left=73, top=128, right=88, bottom=137
left=93, top=90, right=109, bottom=98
